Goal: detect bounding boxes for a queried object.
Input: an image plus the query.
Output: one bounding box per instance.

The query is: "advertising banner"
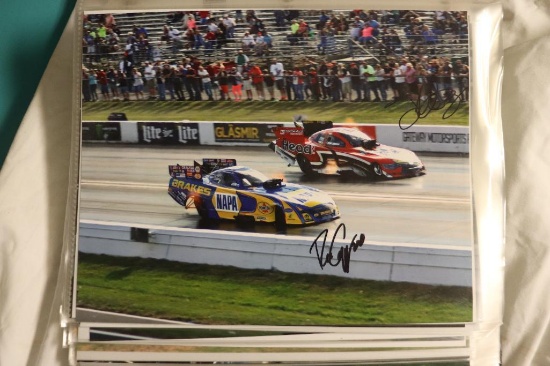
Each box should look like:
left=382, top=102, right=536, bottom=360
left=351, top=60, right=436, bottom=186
left=214, top=123, right=283, bottom=143
left=375, top=125, right=469, bottom=153
left=82, top=122, right=121, bottom=141
left=137, top=122, right=200, bottom=145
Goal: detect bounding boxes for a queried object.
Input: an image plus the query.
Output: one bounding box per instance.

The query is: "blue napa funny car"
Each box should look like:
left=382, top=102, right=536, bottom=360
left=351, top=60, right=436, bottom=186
left=167, top=158, right=340, bottom=227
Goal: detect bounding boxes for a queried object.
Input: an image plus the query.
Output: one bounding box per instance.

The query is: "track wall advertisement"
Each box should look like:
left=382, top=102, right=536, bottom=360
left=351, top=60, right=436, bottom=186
left=82, top=121, right=469, bottom=153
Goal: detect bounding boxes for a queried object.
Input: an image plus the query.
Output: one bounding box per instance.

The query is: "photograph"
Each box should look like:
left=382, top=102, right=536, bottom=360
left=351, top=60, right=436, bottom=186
left=76, top=5, right=474, bottom=357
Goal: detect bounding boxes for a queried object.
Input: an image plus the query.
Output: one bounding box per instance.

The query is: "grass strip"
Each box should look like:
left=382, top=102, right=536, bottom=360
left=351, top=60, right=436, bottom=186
left=81, top=100, right=469, bottom=125
left=77, top=253, right=472, bottom=326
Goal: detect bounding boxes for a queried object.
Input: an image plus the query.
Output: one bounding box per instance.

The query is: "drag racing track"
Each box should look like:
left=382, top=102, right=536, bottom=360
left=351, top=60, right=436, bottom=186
left=80, top=144, right=472, bottom=248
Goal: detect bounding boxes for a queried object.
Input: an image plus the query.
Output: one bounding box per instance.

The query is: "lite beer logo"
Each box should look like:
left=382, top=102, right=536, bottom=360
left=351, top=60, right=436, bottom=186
left=142, top=125, right=173, bottom=142
left=178, top=125, right=199, bottom=143
left=215, top=193, right=239, bottom=212
left=282, top=139, right=314, bottom=154
left=138, top=123, right=200, bottom=145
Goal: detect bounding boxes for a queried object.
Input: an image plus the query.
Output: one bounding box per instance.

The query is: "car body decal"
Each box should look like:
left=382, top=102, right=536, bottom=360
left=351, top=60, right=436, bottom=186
left=214, top=192, right=240, bottom=213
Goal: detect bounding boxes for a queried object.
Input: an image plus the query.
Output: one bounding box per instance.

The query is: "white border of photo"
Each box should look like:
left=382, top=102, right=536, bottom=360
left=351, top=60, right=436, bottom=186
left=66, top=0, right=504, bottom=364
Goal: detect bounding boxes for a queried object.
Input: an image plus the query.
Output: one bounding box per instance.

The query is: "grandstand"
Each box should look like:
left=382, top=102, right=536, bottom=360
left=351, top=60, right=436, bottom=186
left=83, top=9, right=469, bottom=68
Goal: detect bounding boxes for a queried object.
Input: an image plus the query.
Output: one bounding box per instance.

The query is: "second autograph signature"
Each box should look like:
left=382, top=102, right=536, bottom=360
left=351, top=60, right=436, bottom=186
left=387, top=86, right=467, bottom=130
left=309, top=223, right=365, bottom=273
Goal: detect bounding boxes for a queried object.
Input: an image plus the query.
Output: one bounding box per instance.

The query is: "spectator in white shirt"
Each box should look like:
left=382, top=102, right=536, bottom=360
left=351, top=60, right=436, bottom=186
left=241, top=32, right=256, bottom=51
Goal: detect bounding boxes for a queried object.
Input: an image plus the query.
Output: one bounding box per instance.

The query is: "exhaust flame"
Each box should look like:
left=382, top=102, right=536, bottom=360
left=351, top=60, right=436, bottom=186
left=270, top=172, right=287, bottom=181
left=344, top=117, right=357, bottom=124
left=324, top=159, right=339, bottom=175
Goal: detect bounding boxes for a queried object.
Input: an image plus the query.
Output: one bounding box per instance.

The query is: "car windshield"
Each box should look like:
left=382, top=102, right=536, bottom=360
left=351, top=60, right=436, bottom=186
left=341, top=131, right=373, bottom=147
left=235, top=169, right=268, bottom=187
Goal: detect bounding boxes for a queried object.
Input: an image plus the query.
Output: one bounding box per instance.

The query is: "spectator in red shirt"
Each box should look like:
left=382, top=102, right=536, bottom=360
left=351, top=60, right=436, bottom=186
left=204, top=30, right=217, bottom=53
left=359, top=25, right=376, bottom=45
left=186, top=15, right=196, bottom=30
left=249, top=63, right=265, bottom=100
left=306, top=67, right=320, bottom=101
left=292, top=67, right=305, bottom=101
left=404, top=62, right=417, bottom=97
left=96, top=69, right=110, bottom=101
left=198, top=11, right=210, bottom=25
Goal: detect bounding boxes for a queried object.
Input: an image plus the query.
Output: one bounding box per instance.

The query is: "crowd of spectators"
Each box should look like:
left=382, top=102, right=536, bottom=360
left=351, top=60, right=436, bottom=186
left=82, top=10, right=278, bottom=65
left=82, top=53, right=469, bottom=104
left=82, top=9, right=469, bottom=104
left=277, top=9, right=468, bottom=58
left=82, top=9, right=468, bottom=64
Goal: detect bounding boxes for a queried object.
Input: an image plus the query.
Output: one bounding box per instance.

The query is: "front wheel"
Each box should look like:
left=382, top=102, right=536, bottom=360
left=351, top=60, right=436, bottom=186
left=274, top=206, right=286, bottom=230
left=371, top=163, right=383, bottom=179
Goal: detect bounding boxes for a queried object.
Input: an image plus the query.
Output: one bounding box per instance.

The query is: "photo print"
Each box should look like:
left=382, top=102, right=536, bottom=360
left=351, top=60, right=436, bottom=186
left=73, top=1, right=488, bottom=363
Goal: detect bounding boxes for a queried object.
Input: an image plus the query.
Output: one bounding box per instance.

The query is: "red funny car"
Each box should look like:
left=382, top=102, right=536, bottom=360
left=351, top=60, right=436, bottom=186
left=269, top=121, right=425, bottom=179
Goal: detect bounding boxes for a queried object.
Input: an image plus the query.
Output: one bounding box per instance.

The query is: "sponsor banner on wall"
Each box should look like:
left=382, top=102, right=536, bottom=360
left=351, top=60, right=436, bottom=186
left=375, top=125, right=469, bottom=153
left=137, top=122, right=200, bottom=145
left=214, top=123, right=284, bottom=143
left=82, top=122, right=121, bottom=141
left=401, top=130, right=469, bottom=144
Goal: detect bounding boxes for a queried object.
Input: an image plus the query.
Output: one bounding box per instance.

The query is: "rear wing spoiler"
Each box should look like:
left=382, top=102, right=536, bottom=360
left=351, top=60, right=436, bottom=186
left=300, top=120, right=333, bottom=137
left=202, top=158, right=237, bottom=173
left=169, top=158, right=237, bottom=179
left=168, top=163, right=202, bottom=180
left=273, top=120, right=334, bottom=140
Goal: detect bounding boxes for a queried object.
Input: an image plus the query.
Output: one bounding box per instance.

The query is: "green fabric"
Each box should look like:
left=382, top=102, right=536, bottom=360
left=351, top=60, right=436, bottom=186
left=0, top=0, right=76, bottom=168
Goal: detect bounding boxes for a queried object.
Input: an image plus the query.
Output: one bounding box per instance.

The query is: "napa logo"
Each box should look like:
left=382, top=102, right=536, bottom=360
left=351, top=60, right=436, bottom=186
left=215, top=193, right=239, bottom=212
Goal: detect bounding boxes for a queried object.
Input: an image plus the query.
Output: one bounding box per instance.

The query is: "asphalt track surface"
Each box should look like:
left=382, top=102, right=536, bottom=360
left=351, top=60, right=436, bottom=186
left=80, top=144, right=472, bottom=248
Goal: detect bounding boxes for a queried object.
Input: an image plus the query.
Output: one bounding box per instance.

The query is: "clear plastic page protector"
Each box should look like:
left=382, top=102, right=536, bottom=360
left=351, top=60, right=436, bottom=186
left=500, top=32, right=550, bottom=366
left=63, top=0, right=504, bottom=364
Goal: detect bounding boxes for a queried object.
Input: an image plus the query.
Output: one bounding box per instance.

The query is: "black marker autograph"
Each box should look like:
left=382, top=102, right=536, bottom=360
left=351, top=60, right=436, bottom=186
left=386, top=85, right=467, bottom=130
left=309, top=223, right=365, bottom=273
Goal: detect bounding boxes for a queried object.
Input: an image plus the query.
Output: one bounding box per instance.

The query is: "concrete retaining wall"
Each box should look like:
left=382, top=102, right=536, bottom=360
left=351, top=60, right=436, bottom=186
left=79, top=221, right=472, bottom=287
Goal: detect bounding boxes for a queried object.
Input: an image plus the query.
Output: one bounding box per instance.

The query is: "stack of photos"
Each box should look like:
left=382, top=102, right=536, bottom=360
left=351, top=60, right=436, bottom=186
left=76, top=6, right=474, bottom=363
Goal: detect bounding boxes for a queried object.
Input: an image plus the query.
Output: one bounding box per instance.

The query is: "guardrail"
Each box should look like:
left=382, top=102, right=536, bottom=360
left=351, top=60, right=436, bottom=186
left=82, top=120, right=470, bottom=153
left=79, top=220, right=472, bottom=287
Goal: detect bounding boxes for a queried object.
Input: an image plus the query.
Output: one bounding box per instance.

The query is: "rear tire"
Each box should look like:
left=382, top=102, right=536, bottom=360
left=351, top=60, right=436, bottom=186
left=296, top=154, right=314, bottom=175
left=235, top=215, right=255, bottom=228
left=194, top=197, right=209, bottom=220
